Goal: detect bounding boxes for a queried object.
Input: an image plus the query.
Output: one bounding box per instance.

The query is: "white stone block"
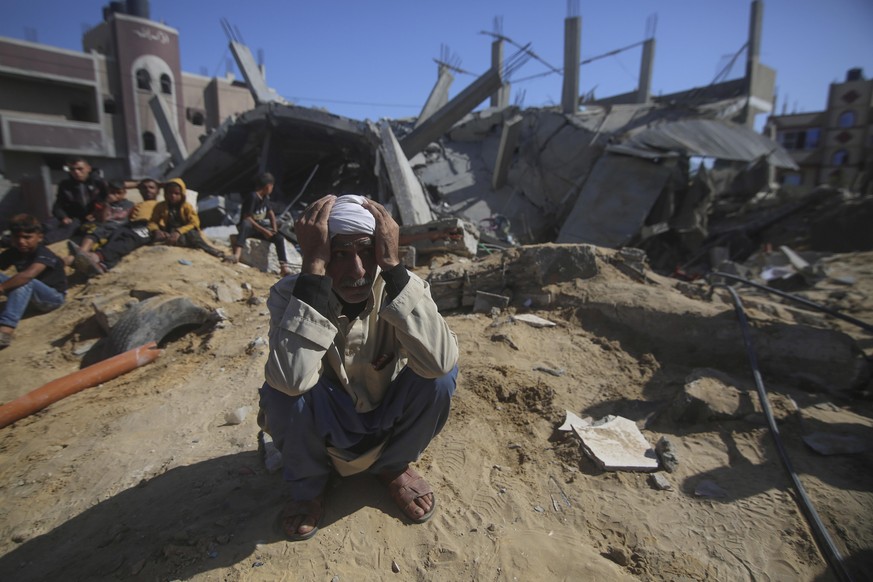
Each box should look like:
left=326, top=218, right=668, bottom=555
left=230, top=235, right=301, bottom=274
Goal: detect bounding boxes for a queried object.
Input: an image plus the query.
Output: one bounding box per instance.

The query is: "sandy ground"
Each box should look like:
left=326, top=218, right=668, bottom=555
left=0, top=240, right=871, bottom=582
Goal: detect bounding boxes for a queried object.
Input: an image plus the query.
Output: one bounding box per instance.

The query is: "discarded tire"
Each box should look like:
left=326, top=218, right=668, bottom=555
left=108, top=295, right=214, bottom=355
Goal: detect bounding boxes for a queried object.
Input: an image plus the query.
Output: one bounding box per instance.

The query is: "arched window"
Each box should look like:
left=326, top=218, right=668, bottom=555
left=160, top=73, right=172, bottom=94
left=143, top=131, right=157, bottom=151
left=832, top=149, right=849, bottom=166
left=136, top=68, right=151, bottom=91
left=838, top=110, right=855, bottom=128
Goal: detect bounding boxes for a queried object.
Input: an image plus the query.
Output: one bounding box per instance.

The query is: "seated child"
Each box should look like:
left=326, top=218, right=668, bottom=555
left=225, top=172, right=292, bottom=276
left=0, top=214, right=67, bottom=349
left=148, top=178, right=225, bottom=259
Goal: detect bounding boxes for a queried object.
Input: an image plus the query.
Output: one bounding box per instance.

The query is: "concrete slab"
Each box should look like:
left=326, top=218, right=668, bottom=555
left=572, top=415, right=659, bottom=471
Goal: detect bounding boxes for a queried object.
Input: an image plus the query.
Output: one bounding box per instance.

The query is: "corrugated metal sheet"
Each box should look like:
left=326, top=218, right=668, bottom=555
left=613, top=118, right=798, bottom=169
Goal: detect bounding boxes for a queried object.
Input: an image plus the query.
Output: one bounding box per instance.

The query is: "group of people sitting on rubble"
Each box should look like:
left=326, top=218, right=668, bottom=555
left=0, top=156, right=292, bottom=348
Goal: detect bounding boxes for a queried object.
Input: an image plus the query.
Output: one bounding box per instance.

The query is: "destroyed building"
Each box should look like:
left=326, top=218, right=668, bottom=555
left=163, top=1, right=803, bottom=274
left=4, top=0, right=856, bottom=273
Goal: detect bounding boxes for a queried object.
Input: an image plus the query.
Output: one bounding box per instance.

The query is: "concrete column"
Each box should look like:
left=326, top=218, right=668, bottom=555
left=490, top=39, right=507, bottom=108
left=637, top=38, right=655, bottom=104
left=561, top=16, right=581, bottom=114
left=230, top=41, right=284, bottom=105
left=400, top=67, right=503, bottom=157
left=415, top=65, right=455, bottom=129
left=741, top=0, right=763, bottom=127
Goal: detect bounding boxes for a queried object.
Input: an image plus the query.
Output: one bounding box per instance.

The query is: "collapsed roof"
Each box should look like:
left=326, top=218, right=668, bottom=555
left=166, top=103, right=381, bottom=209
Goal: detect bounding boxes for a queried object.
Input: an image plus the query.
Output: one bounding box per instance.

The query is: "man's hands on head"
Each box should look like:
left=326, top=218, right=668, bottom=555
left=295, top=195, right=336, bottom=275
left=363, top=200, right=401, bottom=270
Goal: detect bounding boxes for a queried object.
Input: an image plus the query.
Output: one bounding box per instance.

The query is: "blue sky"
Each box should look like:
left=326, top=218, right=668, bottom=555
left=2, top=0, right=872, bottom=123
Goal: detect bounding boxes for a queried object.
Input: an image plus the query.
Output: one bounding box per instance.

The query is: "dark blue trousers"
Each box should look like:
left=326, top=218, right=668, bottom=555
left=259, top=365, right=457, bottom=500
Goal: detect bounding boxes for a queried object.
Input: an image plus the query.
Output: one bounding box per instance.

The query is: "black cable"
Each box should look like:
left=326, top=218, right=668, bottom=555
left=710, top=271, right=873, bottom=334
left=708, top=280, right=855, bottom=582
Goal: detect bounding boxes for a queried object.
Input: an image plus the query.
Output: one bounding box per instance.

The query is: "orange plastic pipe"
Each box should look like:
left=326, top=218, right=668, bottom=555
left=0, top=341, right=162, bottom=429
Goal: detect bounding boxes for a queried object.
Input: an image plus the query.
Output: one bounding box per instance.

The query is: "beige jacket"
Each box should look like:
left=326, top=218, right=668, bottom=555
left=264, top=270, right=458, bottom=414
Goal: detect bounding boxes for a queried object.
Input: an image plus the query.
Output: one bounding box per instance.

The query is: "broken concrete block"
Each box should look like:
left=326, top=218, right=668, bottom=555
left=398, top=245, right=416, bottom=268
left=399, top=217, right=479, bottom=258
left=649, top=472, right=673, bottom=491
left=230, top=236, right=301, bottom=274
left=474, top=290, right=510, bottom=313
left=571, top=415, right=659, bottom=471
left=197, top=196, right=227, bottom=228
left=655, top=436, right=679, bottom=473
left=209, top=282, right=244, bottom=303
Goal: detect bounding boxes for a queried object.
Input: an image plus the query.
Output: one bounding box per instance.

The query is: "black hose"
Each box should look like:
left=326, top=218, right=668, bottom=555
left=710, top=271, right=873, bottom=335
left=709, top=281, right=855, bottom=582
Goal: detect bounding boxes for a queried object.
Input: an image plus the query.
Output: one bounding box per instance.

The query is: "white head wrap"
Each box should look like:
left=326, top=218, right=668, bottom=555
left=328, top=195, right=376, bottom=238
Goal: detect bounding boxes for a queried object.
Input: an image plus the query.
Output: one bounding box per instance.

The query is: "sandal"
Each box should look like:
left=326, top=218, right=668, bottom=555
left=279, top=495, right=324, bottom=541
left=378, top=465, right=437, bottom=524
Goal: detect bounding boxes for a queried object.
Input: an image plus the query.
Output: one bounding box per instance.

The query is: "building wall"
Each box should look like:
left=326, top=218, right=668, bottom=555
left=767, top=69, right=873, bottom=191
left=178, top=73, right=253, bottom=155
left=0, top=5, right=262, bottom=190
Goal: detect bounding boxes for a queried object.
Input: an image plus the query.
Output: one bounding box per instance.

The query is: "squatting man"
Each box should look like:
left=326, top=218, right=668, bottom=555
left=258, top=194, right=459, bottom=540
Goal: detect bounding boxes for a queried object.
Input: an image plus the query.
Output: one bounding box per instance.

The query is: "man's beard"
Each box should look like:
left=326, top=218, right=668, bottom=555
left=342, top=277, right=372, bottom=289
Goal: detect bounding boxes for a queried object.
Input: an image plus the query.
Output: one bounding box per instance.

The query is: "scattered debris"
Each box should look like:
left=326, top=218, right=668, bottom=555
left=532, top=365, right=564, bottom=377
left=649, top=473, right=673, bottom=491
left=655, top=437, right=679, bottom=473
left=511, top=314, right=556, bottom=328
left=490, top=333, right=519, bottom=350
left=246, top=337, right=267, bottom=355
left=224, top=406, right=251, bottom=425
left=473, top=290, right=510, bottom=314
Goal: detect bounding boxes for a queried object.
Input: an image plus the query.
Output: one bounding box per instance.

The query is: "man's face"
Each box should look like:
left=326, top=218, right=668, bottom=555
left=68, top=161, right=91, bottom=182
left=326, top=234, right=377, bottom=304
left=12, top=230, right=43, bottom=253
left=260, top=183, right=274, bottom=196
left=138, top=181, right=159, bottom=200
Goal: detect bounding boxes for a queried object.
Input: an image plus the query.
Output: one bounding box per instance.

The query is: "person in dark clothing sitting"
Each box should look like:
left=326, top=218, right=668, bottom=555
left=48, top=157, right=108, bottom=244
left=225, top=172, right=292, bottom=276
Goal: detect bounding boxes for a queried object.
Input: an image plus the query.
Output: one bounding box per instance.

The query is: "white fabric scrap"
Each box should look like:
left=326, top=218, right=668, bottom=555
left=571, top=415, right=659, bottom=471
